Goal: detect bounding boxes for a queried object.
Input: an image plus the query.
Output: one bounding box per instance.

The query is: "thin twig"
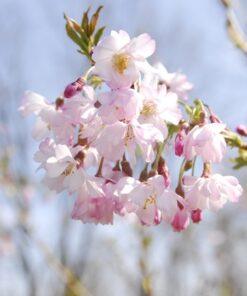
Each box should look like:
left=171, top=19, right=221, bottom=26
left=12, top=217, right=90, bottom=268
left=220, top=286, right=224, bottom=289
left=220, top=0, right=247, bottom=55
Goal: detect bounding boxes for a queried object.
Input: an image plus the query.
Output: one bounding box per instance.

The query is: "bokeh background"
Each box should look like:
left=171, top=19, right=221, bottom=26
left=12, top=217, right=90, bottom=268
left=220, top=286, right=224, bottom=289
left=0, top=0, right=247, bottom=295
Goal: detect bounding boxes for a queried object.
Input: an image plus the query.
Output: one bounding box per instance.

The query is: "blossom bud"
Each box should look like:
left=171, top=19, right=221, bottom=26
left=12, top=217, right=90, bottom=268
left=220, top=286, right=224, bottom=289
left=175, top=132, right=184, bottom=156
left=154, top=209, right=162, bottom=225
left=236, top=124, right=247, bottom=137
left=191, top=209, right=202, bottom=223
left=171, top=209, right=190, bottom=232
left=64, top=77, right=85, bottom=98
left=210, top=113, right=221, bottom=123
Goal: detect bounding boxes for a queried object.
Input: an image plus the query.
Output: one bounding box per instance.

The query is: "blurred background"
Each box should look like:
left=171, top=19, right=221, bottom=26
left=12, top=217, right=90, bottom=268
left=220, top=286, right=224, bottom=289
left=0, top=0, right=247, bottom=295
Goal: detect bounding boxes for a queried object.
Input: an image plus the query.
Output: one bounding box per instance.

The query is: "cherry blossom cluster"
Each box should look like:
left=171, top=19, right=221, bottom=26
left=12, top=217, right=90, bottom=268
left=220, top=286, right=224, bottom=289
left=19, top=29, right=243, bottom=231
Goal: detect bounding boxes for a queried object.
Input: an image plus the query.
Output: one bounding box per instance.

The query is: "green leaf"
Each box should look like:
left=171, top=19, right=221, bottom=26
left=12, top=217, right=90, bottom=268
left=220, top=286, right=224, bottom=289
left=94, top=26, right=105, bottom=45
left=65, top=23, right=83, bottom=48
left=167, top=124, right=179, bottom=137
left=82, top=7, right=90, bottom=35
left=89, top=5, right=103, bottom=35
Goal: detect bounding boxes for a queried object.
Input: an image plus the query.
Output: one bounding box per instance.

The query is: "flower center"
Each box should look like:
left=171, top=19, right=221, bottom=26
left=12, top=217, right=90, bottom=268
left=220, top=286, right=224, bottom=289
left=143, top=193, right=157, bottom=209
left=141, top=101, right=157, bottom=116
left=112, top=53, right=130, bottom=74
left=63, top=163, right=75, bottom=176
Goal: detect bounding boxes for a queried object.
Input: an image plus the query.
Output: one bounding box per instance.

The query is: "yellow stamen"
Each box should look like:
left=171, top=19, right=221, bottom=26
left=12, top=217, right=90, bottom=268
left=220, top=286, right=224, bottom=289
left=112, top=53, right=130, bottom=74
left=63, top=163, right=74, bottom=176
left=141, top=101, right=157, bottom=116
left=143, top=194, right=157, bottom=209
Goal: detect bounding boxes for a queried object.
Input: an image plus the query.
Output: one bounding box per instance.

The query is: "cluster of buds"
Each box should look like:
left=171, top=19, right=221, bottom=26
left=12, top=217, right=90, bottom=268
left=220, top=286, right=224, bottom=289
left=19, top=7, right=244, bottom=231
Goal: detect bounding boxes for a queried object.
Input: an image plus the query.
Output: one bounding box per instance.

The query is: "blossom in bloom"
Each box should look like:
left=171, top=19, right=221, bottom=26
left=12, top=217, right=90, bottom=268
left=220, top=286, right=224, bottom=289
left=183, top=123, right=227, bottom=163
left=98, top=88, right=142, bottom=124
left=138, top=83, right=181, bottom=137
left=116, top=175, right=182, bottom=226
left=92, top=30, right=155, bottom=88
left=19, top=23, right=243, bottom=231
left=19, top=91, right=50, bottom=116
left=71, top=193, right=114, bottom=224
left=183, top=174, right=243, bottom=212
left=153, top=63, right=193, bottom=100
left=45, top=144, right=77, bottom=178
left=94, top=120, right=164, bottom=164
left=20, top=91, right=75, bottom=143
left=71, top=182, right=124, bottom=224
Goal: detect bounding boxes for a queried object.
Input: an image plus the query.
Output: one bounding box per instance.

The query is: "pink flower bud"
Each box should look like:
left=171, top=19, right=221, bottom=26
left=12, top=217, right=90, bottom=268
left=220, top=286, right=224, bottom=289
left=64, top=77, right=84, bottom=98
left=171, top=209, right=190, bottom=232
left=191, top=209, right=202, bottom=223
left=236, top=124, right=247, bottom=137
left=209, top=113, right=221, bottom=123
left=154, top=209, right=162, bottom=225
left=175, top=132, right=184, bottom=156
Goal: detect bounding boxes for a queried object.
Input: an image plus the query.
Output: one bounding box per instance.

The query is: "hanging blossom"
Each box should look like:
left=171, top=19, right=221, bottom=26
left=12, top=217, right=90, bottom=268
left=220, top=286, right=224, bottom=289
left=19, top=9, right=244, bottom=231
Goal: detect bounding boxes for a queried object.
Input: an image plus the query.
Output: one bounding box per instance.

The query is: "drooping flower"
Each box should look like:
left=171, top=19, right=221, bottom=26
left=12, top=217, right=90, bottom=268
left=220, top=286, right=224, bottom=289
left=152, top=63, right=193, bottom=100
left=115, top=175, right=182, bottom=226
left=183, top=174, right=243, bottom=212
left=98, top=88, right=142, bottom=124
left=71, top=182, right=124, bottom=225
left=183, top=123, right=227, bottom=163
left=92, top=30, right=155, bottom=88
left=94, top=120, right=164, bottom=164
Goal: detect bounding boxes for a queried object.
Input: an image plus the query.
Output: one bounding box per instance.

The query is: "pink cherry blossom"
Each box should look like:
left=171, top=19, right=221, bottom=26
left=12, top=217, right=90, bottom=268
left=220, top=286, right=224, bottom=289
left=20, top=25, right=243, bottom=230
left=71, top=194, right=114, bottom=224
left=183, top=123, right=227, bottom=163
left=138, top=84, right=181, bottom=137
left=45, top=144, right=76, bottom=178
left=116, top=175, right=182, bottom=226
left=94, top=120, right=164, bottom=164
left=92, top=30, right=155, bottom=88
left=153, top=63, right=193, bottom=100
left=98, top=88, right=142, bottom=124
left=71, top=182, right=124, bottom=224
left=19, top=91, right=51, bottom=116
left=20, top=91, right=75, bottom=143
left=183, top=174, right=243, bottom=212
